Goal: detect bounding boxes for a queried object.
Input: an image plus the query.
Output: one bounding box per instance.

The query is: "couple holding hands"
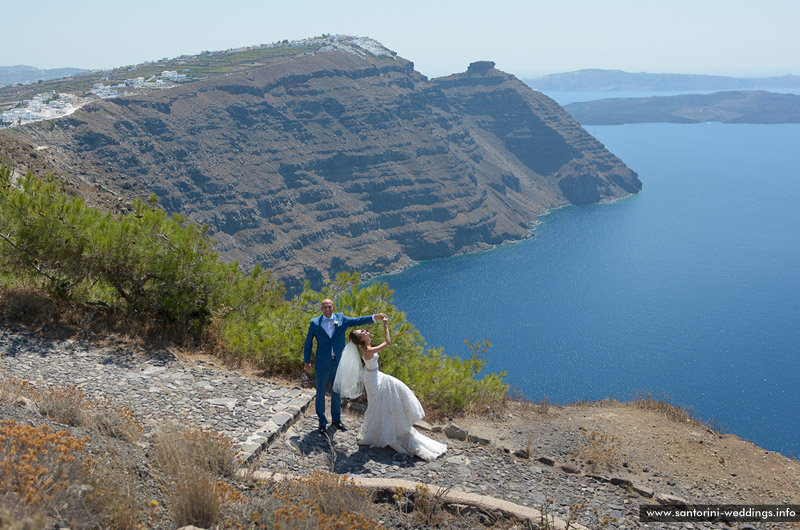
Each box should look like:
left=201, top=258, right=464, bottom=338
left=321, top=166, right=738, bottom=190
left=303, top=299, right=447, bottom=461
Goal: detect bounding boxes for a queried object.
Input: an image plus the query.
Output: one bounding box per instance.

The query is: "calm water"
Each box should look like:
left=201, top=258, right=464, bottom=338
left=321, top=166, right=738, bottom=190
left=379, top=120, right=800, bottom=457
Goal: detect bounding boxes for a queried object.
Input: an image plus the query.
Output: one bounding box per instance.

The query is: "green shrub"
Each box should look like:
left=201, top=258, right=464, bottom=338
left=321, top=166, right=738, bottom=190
left=0, top=166, right=271, bottom=329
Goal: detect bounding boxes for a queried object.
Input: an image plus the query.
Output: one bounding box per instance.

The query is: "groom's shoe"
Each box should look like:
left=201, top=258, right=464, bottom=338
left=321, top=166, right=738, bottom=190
left=332, top=421, right=347, bottom=431
left=317, top=425, right=327, bottom=435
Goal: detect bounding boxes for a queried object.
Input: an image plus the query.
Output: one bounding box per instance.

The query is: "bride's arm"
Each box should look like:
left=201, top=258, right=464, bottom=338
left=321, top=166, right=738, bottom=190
left=363, top=320, right=391, bottom=360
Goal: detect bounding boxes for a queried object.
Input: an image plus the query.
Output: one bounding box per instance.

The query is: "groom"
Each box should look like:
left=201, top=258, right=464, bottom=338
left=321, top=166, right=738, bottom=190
left=304, top=298, right=387, bottom=435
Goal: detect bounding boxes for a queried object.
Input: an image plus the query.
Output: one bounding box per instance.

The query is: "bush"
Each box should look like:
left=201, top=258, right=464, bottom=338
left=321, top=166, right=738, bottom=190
left=0, top=166, right=273, bottom=329
left=0, top=420, right=89, bottom=507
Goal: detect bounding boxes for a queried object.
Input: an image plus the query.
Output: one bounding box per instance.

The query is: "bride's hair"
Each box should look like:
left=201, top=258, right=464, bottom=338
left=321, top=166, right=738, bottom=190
left=349, top=329, right=372, bottom=347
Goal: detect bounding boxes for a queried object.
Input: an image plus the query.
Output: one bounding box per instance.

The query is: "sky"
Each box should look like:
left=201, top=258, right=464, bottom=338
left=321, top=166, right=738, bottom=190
left=2, top=0, right=799, bottom=79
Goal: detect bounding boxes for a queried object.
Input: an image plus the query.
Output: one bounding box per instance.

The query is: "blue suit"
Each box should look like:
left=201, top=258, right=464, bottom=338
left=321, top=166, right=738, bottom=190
left=304, top=312, right=375, bottom=427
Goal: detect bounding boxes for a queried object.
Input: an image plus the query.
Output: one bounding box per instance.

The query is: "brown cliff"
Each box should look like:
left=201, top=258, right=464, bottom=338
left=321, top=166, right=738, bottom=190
left=3, top=42, right=640, bottom=293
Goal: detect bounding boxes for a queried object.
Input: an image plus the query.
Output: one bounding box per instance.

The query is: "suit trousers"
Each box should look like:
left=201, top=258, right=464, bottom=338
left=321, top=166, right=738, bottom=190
left=314, top=355, right=341, bottom=426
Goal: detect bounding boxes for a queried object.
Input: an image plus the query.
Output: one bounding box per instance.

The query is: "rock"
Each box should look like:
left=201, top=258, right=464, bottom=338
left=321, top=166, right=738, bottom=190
left=536, top=456, right=557, bottom=466
left=632, top=483, right=654, bottom=498
left=414, top=420, right=434, bottom=431
left=444, top=423, right=469, bottom=441
left=609, top=477, right=633, bottom=487
left=348, top=401, right=367, bottom=413
left=559, top=463, right=581, bottom=474
left=206, top=398, right=238, bottom=410
left=467, top=434, right=491, bottom=446
left=654, top=493, right=688, bottom=506
left=467, top=61, right=496, bottom=76
left=272, top=412, right=293, bottom=427
left=513, top=449, right=530, bottom=459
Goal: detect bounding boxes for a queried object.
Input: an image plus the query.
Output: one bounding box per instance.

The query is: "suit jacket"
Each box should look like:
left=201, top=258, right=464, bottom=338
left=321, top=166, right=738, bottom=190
left=304, top=312, right=375, bottom=369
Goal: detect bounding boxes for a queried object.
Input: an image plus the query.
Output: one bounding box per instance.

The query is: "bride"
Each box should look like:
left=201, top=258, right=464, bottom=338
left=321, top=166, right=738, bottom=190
left=333, top=318, right=447, bottom=461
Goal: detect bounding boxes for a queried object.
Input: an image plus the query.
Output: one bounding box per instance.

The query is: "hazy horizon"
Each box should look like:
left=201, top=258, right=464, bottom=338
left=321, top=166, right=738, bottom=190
left=1, top=0, right=798, bottom=80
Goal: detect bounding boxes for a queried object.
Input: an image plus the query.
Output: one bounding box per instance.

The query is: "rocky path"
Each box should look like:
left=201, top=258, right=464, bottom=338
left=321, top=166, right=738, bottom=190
left=1, top=327, right=788, bottom=529
left=0, top=328, right=313, bottom=463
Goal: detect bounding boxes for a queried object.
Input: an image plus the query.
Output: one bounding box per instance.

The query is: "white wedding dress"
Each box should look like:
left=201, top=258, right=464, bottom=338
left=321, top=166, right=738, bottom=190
left=358, top=353, right=447, bottom=461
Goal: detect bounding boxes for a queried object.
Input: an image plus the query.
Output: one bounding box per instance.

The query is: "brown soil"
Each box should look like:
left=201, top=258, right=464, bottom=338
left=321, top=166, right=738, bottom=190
left=455, top=399, right=800, bottom=505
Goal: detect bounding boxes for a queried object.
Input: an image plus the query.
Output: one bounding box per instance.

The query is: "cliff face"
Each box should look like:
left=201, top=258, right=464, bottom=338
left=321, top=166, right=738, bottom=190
left=5, top=49, right=640, bottom=292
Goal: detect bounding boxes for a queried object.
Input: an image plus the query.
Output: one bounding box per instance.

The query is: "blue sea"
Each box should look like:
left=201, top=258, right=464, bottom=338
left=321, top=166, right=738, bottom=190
left=378, top=92, right=800, bottom=457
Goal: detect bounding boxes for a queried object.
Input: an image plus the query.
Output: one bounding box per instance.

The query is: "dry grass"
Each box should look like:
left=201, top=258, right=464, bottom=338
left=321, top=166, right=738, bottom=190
left=0, top=285, right=200, bottom=348
left=509, top=387, right=554, bottom=417
left=84, top=396, right=145, bottom=441
left=153, top=425, right=244, bottom=528
left=537, top=499, right=616, bottom=530
left=26, top=382, right=144, bottom=443
left=633, top=391, right=698, bottom=423
left=0, top=503, right=47, bottom=530
left=154, top=425, right=242, bottom=479
left=577, top=428, right=622, bottom=474
left=0, top=420, right=139, bottom=529
left=222, top=472, right=384, bottom=530
left=0, top=371, right=152, bottom=529
left=0, top=420, right=90, bottom=507
left=632, top=391, right=727, bottom=434
left=31, top=383, right=87, bottom=427
left=0, top=370, right=27, bottom=406
left=392, top=483, right=452, bottom=526
left=1, top=286, right=60, bottom=326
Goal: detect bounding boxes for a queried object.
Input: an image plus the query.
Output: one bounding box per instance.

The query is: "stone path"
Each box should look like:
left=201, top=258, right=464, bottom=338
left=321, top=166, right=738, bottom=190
left=0, top=328, right=313, bottom=463
left=0, top=327, right=777, bottom=529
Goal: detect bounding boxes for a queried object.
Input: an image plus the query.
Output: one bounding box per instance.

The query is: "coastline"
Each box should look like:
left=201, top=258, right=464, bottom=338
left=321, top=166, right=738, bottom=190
left=365, top=190, right=641, bottom=286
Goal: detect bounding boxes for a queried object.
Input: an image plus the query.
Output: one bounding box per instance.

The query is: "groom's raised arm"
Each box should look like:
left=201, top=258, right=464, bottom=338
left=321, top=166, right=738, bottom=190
left=341, top=314, right=379, bottom=329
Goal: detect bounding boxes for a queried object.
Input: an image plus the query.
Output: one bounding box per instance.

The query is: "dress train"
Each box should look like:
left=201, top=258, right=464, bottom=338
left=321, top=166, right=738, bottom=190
left=359, top=353, right=447, bottom=461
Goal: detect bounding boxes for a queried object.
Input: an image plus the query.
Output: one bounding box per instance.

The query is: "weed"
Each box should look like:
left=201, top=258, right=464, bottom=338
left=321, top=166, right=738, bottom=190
left=0, top=373, right=152, bottom=529
left=0, top=505, right=47, bottom=530
left=633, top=391, right=698, bottom=424
left=153, top=426, right=243, bottom=527
left=84, top=397, right=144, bottom=442
left=411, top=484, right=450, bottom=525
left=31, top=383, right=87, bottom=427
left=0, top=420, right=89, bottom=506
left=27, top=382, right=145, bottom=443
left=577, top=428, right=621, bottom=473
left=83, top=447, right=146, bottom=530
left=506, top=386, right=553, bottom=416
left=0, top=369, right=27, bottom=406
left=223, top=472, right=384, bottom=529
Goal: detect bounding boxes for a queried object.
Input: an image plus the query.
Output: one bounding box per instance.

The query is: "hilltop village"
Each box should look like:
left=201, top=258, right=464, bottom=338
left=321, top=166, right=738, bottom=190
left=0, top=70, right=188, bottom=128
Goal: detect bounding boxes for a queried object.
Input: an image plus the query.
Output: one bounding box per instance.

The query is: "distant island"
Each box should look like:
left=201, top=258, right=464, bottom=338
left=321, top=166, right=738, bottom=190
left=562, top=90, right=800, bottom=124
left=524, top=68, right=800, bottom=92
left=0, top=65, right=87, bottom=87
